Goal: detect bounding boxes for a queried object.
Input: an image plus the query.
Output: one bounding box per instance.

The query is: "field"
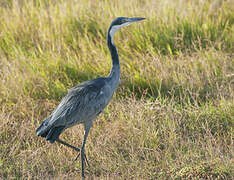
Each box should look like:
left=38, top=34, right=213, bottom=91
left=0, top=0, right=233, bottom=179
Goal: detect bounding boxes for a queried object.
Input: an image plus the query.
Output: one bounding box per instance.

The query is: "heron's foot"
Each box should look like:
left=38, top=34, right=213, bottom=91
left=55, top=139, right=89, bottom=166
left=74, top=151, right=90, bottom=167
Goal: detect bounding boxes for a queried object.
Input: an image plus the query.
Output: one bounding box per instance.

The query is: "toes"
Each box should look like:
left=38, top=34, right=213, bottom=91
left=74, top=152, right=89, bottom=167
left=74, top=153, right=80, bottom=161
left=84, top=153, right=90, bottom=167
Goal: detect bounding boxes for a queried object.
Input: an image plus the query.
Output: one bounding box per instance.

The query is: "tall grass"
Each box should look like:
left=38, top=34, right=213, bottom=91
left=0, top=0, right=233, bottom=179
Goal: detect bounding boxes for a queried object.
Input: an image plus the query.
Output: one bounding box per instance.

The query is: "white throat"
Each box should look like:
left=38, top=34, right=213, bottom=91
left=109, top=23, right=131, bottom=44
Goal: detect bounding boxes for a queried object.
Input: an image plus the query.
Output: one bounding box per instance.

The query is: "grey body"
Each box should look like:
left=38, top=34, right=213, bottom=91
left=36, top=65, right=120, bottom=143
left=37, top=76, right=119, bottom=138
left=36, top=17, right=145, bottom=178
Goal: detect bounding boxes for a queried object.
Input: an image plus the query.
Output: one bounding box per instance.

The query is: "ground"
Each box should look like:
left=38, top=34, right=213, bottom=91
left=0, top=0, right=233, bottom=179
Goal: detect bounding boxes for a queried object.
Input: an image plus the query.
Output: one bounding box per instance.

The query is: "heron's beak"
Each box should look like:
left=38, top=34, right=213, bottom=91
left=128, top=17, right=146, bottom=22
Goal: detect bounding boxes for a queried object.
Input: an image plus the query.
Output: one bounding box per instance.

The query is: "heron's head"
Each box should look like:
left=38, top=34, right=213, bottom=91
left=108, top=17, right=145, bottom=42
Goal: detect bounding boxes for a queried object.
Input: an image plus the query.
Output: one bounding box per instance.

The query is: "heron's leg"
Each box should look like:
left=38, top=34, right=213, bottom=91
left=80, top=121, right=93, bottom=179
left=56, top=138, right=81, bottom=152
left=55, top=138, right=89, bottom=166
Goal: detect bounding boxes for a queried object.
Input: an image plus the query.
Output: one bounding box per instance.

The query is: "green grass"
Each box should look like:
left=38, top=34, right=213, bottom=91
left=0, top=0, right=233, bottom=179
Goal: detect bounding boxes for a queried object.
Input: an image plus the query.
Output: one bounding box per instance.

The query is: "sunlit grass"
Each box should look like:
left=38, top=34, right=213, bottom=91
left=0, top=0, right=233, bottom=179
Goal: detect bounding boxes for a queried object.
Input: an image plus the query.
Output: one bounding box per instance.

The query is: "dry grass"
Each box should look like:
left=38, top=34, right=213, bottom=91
left=0, top=0, right=233, bottom=179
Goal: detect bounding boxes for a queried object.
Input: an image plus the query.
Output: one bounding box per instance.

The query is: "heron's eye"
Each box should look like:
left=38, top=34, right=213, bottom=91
left=118, top=19, right=124, bottom=23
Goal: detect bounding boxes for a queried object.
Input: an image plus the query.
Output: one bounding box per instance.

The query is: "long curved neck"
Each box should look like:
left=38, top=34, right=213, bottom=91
left=107, top=28, right=120, bottom=88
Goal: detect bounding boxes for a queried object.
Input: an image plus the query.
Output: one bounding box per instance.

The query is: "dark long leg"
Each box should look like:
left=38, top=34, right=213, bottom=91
left=55, top=138, right=89, bottom=166
left=56, top=138, right=81, bottom=152
left=80, top=121, right=92, bottom=179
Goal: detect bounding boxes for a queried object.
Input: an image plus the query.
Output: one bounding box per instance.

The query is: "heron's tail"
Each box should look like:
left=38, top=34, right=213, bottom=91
left=36, top=117, right=65, bottom=144
left=36, top=116, right=51, bottom=137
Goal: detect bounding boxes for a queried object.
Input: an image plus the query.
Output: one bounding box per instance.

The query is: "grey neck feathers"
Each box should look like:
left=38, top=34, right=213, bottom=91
left=107, top=28, right=120, bottom=88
